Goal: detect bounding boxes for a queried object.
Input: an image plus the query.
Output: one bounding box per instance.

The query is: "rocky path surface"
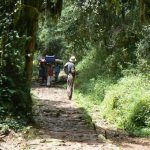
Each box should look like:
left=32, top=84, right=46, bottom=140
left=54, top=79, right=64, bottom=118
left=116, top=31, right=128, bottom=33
left=0, top=82, right=150, bottom=150
left=28, top=83, right=120, bottom=150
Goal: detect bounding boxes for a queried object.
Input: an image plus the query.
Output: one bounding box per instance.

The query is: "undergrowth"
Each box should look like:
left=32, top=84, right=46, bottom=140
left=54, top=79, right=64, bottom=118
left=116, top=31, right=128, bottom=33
left=76, top=68, right=150, bottom=137
left=0, top=112, right=28, bottom=135
left=101, top=74, right=150, bottom=137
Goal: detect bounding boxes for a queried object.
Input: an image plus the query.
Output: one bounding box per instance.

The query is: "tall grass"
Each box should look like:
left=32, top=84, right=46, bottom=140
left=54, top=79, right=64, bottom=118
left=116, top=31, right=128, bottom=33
left=76, top=54, right=150, bottom=136
left=101, top=74, right=150, bottom=136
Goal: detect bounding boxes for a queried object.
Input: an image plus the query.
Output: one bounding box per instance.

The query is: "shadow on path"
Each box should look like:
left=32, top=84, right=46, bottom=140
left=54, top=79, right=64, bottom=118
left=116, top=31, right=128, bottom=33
left=31, top=82, right=100, bottom=142
left=30, top=82, right=150, bottom=150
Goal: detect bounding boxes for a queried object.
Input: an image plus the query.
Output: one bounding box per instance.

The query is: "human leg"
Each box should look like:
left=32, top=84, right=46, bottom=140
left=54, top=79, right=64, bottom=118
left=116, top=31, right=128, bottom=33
left=47, top=76, right=50, bottom=86
left=67, top=74, right=74, bottom=100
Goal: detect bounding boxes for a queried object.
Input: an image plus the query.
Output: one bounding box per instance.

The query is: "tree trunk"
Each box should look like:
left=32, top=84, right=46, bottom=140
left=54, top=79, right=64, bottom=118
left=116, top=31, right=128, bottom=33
left=13, top=0, right=62, bottom=122
left=140, top=0, right=145, bottom=24
left=25, top=26, right=37, bottom=86
left=139, top=0, right=150, bottom=24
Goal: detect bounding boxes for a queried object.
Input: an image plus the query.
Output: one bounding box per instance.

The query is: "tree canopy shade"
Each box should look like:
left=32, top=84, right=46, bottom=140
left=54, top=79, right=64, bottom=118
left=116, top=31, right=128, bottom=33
left=0, top=0, right=150, bottom=136
left=57, top=0, right=150, bottom=135
left=140, top=0, right=150, bottom=24
left=0, top=0, right=63, bottom=121
left=14, top=0, right=63, bottom=83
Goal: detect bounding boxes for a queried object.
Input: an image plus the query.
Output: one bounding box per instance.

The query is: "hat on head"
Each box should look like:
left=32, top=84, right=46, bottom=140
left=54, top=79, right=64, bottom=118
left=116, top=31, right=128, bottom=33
left=69, top=56, right=76, bottom=62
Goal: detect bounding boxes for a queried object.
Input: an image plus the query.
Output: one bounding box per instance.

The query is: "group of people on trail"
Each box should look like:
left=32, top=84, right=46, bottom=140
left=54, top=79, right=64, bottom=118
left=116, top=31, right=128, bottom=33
left=39, top=55, right=77, bottom=100
left=39, top=58, right=61, bottom=86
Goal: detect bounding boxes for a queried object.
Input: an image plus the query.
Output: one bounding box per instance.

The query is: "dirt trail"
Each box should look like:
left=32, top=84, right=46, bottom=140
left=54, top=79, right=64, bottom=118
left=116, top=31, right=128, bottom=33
left=29, top=82, right=150, bottom=150
left=29, top=82, right=120, bottom=150
left=1, top=82, right=150, bottom=150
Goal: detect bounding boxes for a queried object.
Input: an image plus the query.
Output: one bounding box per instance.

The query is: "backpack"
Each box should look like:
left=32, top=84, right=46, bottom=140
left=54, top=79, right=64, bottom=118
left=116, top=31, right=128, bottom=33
left=64, top=63, right=69, bottom=75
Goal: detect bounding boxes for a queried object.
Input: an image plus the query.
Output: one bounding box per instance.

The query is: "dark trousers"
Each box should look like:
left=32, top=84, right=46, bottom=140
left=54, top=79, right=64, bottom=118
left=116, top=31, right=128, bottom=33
left=41, top=67, right=47, bottom=83
left=55, top=72, right=59, bottom=81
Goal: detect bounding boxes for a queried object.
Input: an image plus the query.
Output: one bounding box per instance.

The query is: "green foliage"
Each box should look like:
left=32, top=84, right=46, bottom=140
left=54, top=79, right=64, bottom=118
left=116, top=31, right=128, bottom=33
left=136, top=25, right=150, bottom=73
left=76, top=72, right=150, bottom=137
left=0, top=105, right=27, bottom=135
left=0, top=116, right=28, bottom=134
left=77, top=76, right=113, bottom=102
left=59, top=0, right=150, bottom=137
left=0, top=1, right=32, bottom=127
left=75, top=91, right=101, bottom=124
left=1, top=0, right=150, bottom=138
left=0, top=124, right=9, bottom=135
left=101, top=74, right=150, bottom=136
left=57, top=0, right=140, bottom=74
left=0, top=0, right=64, bottom=132
left=37, top=12, right=65, bottom=58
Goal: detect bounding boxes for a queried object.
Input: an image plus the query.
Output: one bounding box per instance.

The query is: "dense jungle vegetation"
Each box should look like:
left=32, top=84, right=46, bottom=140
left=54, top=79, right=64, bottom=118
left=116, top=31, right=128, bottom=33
left=0, top=0, right=150, bottom=137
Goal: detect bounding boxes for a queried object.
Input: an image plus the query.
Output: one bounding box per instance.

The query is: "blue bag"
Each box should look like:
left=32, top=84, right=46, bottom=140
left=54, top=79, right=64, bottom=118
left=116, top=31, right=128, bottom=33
left=45, top=55, right=55, bottom=63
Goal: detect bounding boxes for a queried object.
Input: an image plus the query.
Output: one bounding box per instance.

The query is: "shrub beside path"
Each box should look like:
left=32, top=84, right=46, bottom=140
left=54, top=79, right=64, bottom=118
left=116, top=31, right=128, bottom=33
left=0, top=82, right=150, bottom=150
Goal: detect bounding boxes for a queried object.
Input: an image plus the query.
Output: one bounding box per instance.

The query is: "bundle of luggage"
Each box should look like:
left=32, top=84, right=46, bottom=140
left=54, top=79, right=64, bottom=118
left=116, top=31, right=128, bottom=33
left=44, top=55, right=63, bottom=64
left=45, top=55, right=55, bottom=63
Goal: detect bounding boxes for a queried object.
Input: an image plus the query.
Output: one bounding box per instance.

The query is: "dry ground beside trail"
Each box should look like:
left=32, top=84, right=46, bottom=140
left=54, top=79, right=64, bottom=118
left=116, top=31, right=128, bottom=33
left=0, top=81, right=150, bottom=150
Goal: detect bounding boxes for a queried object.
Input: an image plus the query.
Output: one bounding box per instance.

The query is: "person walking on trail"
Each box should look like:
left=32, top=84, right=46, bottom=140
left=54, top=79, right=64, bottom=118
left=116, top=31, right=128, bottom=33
left=64, top=56, right=76, bottom=100
left=55, top=63, right=60, bottom=82
left=39, top=58, right=47, bottom=85
left=47, top=64, right=53, bottom=87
